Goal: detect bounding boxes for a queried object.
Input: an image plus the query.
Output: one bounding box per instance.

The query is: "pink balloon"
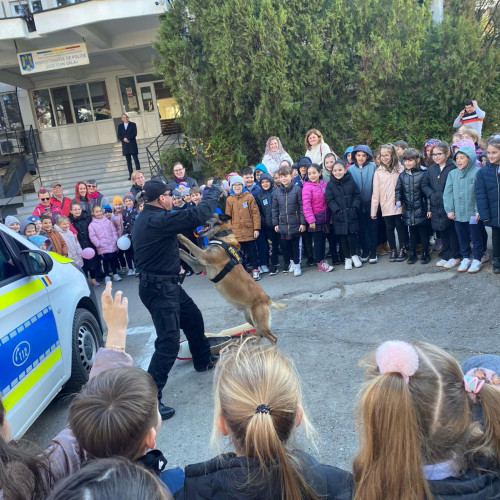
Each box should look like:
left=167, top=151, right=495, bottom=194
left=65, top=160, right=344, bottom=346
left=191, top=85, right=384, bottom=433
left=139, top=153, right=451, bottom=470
left=81, top=247, right=95, bottom=259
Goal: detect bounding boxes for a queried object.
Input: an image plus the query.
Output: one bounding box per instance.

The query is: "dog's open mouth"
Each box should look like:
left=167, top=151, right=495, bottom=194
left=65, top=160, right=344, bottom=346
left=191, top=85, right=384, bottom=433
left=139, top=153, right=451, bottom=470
left=197, top=223, right=211, bottom=236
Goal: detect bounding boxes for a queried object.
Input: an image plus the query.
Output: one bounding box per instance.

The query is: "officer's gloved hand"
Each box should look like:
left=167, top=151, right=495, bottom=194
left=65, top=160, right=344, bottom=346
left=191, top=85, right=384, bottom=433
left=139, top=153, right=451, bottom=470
left=210, top=177, right=225, bottom=198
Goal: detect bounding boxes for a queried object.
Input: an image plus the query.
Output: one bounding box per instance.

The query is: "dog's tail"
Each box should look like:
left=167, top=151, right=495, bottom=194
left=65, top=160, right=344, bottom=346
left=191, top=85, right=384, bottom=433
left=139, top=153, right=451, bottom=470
left=270, top=301, right=287, bottom=309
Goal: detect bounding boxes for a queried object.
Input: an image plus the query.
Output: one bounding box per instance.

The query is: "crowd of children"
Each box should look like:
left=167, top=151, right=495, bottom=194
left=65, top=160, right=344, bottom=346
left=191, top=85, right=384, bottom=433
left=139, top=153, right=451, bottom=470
left=2, top=127, right=499, bottom=281
left=2, top=283, right=500, bottom=499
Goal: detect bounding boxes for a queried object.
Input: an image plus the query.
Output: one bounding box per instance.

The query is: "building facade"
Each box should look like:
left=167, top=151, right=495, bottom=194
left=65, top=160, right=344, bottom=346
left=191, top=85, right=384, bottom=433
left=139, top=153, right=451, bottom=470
left=0, top=0, right=177, bottom=153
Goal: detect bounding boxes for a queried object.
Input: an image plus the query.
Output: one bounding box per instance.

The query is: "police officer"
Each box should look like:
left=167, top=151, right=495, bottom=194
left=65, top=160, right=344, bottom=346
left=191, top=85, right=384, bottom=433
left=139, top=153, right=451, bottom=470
left=132, top=177, right=223, bottom=420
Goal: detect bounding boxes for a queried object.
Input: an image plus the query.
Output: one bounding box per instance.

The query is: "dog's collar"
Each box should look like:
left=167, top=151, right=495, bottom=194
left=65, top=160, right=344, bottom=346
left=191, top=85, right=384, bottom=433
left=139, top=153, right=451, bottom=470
left=208, top=239, right=241, bottom=283
left=213, top=229, right=233, bottom=238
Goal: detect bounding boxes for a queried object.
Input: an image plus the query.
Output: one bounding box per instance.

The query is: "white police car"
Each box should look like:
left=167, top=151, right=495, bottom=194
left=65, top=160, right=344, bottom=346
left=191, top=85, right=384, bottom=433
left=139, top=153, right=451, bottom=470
left=0, top=223, right=103, bottom=439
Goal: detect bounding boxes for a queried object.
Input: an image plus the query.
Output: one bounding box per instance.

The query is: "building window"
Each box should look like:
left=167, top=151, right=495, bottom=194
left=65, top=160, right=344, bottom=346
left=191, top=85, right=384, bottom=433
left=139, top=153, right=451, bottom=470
left=70, top=83, right=92, bottom=123
left=55, top=0, right=86, bottom=6
left=88, top=81, right=111, bottom=121
left=31, top=81, right=110, bottom=128
left=10, top=0, right=42, bottom=16
left=32, top=90, right=55, bottom=129
left=118, top=77, right=139, bottom=114
left=51, top=87, right=74, bottom=126
left=0, top=93, right=23, bottom=131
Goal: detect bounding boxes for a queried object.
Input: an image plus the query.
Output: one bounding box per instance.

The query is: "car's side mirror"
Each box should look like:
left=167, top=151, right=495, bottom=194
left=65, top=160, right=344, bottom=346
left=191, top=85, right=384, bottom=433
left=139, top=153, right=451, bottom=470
left=19, top=249, right=53, bottom=276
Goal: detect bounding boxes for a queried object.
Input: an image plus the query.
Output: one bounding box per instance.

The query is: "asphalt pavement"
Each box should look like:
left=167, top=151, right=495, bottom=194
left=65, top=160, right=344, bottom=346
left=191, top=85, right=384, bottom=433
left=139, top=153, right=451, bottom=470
left=27, top=250, right=499, bottom=472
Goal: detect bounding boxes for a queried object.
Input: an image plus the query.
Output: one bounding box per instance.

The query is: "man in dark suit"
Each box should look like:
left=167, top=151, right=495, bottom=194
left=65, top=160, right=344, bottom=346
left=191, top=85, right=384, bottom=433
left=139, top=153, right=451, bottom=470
left=117, top=113, right=141, bottom=179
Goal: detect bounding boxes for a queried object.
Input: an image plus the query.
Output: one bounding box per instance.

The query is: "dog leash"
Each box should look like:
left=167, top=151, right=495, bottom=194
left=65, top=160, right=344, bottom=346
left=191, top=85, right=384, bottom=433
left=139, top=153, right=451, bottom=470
left=207, top=239, right=242, bottom=283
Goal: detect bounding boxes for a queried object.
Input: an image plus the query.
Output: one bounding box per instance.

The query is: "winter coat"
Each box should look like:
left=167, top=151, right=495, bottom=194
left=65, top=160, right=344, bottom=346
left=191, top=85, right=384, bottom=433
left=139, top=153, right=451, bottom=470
left=261, top=151, right=293, bottom=175
left=122, top=207, right=139, bottom=235
left=46, top=229, right=68, bottom=256
left=50, top=196, right=72, bottom=216
left=395, top=167, right=428, bottom=226
left=422, top=157, right=456, bottom=231
left=111, top=211, right=124, bottom=236
left=117, top=120, right=139, bottom=155
left=292, top=174, right=307, bottom=188
left=89, top=192, right=109, bottom=210
left=225, top=191, right=261, bottom=242
left=348, top=146, right=376, bottom=205
left=305, top=141, right=333, bottom=165
left=302, top=179, right=329, bottom=225
left=71, top=197, right=91, bottom=217
left=174, top=450, right=354, bottom=500
left=255, top=173, right=275, bottom=227
left=370, top=165, right=404, bottom=217
left=89, top=216, right=118, bottom=255
left=32, top=202, right=59, bottom=218
left=173, top=174, right=198, bottom=188
left=54, top=225, right=83, bottom=268
left=69, top=212, right=94, bottom=249
left=325, top=171, right=361, bottom=235
left=476, top=160, right=500, bottom=228
left=130, top=183, right=144, bottom=201
left=428, top=461, right=500, bottom=499
left=272, top=182, right=306, bottom=236
left=443, top=146, right=480, bottom=222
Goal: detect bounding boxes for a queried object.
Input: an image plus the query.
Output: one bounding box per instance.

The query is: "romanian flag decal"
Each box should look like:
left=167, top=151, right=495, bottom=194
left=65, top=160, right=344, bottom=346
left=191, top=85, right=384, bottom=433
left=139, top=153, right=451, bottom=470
left=40, top=276, right=52, bottom=287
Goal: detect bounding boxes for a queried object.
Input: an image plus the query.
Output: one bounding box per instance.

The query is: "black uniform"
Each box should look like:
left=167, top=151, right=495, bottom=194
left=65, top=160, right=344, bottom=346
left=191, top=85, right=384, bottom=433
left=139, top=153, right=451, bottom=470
left=131, top=185, right=219, bottom=401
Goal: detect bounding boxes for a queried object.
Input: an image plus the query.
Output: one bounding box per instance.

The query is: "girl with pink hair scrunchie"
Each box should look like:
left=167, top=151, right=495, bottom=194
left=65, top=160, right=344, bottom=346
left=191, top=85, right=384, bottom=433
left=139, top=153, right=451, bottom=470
left=353, top=340, right=500, bottom=500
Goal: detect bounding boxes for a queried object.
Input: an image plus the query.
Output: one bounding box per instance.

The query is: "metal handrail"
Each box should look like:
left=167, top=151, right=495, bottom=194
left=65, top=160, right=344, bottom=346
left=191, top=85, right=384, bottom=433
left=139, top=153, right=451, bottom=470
left=145, top=130, right=182, bottom=180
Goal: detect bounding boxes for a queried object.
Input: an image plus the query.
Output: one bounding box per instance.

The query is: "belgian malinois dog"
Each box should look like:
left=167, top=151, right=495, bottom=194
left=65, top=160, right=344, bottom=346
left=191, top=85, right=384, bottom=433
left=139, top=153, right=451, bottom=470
left=178, top=214, right=286, bottom=343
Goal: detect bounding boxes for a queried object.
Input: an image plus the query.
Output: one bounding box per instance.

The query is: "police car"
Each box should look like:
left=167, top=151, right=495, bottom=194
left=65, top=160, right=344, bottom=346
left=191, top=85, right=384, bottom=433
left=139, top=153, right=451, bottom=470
left=0, top=223, right=103, bottom=439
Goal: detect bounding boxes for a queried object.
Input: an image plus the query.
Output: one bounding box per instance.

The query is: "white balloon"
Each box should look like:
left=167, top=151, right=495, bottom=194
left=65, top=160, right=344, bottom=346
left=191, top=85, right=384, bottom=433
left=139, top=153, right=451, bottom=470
left=117, top=235, right=131, bottom=251
left=177, top=340, right=192, bottom=360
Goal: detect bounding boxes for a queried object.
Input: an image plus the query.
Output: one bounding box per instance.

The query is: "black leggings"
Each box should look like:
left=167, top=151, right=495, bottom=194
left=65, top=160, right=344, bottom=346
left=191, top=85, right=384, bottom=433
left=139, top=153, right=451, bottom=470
left=281, top=236, right=300, bottom=267
left=312, top=231, right=327, bottom=263
left=409, top=223, right=430, bottom=252
left=384, top=215, right=407, bottom=250
left=339, top=234, right=357, bottom=259
left=239, top=240, right=259, bottom=270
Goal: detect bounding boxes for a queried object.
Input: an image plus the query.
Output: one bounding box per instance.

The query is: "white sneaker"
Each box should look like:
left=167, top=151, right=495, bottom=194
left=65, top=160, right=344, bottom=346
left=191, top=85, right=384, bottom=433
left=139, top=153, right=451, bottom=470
left=293, top=264, right=302, bottom=277
left=104, top=276, right=111, bottom=283
left=457, top=258, right=471, bottom=272
left=443, top=258, right=460, bottom=269
left=127, top=269, right=135, bottom=276
left=318, top=260, right=334, bottom=272
left=252, top=269, right=261, bottom=281
left=467, top=259, right=482, bottom=274
left=260, top=265, right=269, bottom=273
left=352, top=255, right=362, bottom=268
left=345, top=258, right=353, bottom=270
left=283, top=260, right=294, bottom=274
left=481, top=251, right=490, bottom=263
left=436, top=259, right=448, bottom=267
left=113, top=273, right=122, bottom=282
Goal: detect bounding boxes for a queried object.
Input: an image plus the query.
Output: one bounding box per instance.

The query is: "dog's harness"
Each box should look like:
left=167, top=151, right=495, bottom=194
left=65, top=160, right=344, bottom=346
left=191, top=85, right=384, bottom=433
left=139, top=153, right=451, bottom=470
left=208, top=237, right=242, bottom=284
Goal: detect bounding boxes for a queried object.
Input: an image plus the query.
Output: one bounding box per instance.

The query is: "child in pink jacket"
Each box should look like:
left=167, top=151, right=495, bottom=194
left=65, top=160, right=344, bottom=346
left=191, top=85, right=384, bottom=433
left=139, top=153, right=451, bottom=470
left=88, top=205, right=121, bottom=282
left=302, top=164, right=334, bottom=272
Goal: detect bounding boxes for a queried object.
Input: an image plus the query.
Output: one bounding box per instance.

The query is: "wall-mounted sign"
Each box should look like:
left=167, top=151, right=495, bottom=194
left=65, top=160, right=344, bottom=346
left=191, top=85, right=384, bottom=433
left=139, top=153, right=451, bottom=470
left=18, top=43, right=90, bottom=75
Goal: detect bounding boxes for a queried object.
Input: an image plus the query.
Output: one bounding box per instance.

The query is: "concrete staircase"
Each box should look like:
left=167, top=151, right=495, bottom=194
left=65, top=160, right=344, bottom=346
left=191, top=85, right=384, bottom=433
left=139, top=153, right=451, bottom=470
left=14, top=137, right=166, bottom=220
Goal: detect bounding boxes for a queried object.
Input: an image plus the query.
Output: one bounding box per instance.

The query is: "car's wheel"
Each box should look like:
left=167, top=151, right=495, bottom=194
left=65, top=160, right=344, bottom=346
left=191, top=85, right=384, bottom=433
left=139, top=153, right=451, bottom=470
left=64, top=308, right=103, bottom=392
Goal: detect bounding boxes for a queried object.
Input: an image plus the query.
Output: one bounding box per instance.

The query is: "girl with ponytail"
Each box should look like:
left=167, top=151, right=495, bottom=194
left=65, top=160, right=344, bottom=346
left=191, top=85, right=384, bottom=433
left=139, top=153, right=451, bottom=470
left=354, top=340, right=500, bottom=500
left=175, top=338, right=353, bottom=499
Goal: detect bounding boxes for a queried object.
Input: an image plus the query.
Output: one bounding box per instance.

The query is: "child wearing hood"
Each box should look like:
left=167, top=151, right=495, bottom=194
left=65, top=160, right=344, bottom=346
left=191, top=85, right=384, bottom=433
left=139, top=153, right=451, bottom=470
left=4, top=215, right=20, bottom=233
left=443, top=145, right=483, bottom=273
left=343, top=146, right=354, bottom=167
left=29, top=234, right=52, bottom=250
left=20, top=220, right=37, bottom=239
left=348, top=145, right=378, bottom=263
left=255, top=172, right=280, bottom=275
left=253, top=163, right=268, bottom=183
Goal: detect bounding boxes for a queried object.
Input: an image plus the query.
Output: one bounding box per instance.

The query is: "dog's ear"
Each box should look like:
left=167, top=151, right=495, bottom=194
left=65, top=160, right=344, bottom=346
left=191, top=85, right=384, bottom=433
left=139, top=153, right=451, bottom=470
left=218, top=213, right=232, bottom=222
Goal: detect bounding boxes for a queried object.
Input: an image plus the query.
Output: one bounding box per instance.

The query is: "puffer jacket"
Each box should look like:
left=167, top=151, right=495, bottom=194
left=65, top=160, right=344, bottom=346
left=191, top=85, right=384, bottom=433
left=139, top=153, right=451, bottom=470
left=348, top=145, right=376, bottom=205
left=476, top=160, right=500, bottom=227
left=255, top=173, right=275, bottom=227
left=395, top=167, right=428, bottom=226
left=122, top=207, right=139, bottom=235
left=325, top=171, right=361, bottom=235
left=69, top=212, right=94, bottom=249
left=225, top=191, right=261, bottom=242
left=174, top=450, right=354, bottom=500
left=88, top=216, right=118, bottom=255
left=302, top=179, right=329, bottom=224
left=370, top=165, right=403, bottom=217
left=272, top=182, right=306, bottom=236
left=112, top=211, right=124, bottom=236
left=443, top=146, right=480, bottom=222
left=422, top=157, right=456, bottom=231
left=54, top=225, right=83, bottom=268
